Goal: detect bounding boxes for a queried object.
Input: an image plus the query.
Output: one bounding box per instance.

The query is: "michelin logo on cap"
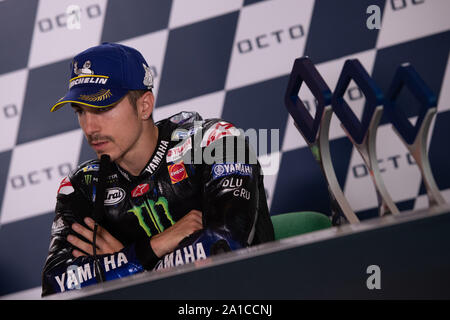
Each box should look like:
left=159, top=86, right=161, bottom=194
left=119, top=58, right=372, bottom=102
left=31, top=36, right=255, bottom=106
left=51, top=43, right=154, bottom=112
left=74, top=61, right=94, bottom=75
left=69, top=76, right=109, bottom=89
left=142, top=63, right=153, bottom=89
left=69, top=60, right=109, bottom=89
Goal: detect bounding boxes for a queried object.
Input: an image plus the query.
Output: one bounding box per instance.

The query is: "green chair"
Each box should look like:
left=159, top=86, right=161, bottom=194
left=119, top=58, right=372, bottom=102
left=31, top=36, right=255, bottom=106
left=270, top=211, right=332, bottom=240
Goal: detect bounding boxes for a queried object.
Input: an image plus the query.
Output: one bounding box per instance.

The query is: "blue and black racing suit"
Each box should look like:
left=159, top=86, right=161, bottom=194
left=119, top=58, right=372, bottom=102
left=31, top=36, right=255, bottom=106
left=41, top=111, right=274, bottom=296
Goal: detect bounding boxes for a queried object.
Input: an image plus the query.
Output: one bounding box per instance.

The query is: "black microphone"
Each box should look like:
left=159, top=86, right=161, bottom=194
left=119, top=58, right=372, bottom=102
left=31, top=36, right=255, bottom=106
left=92, top=154, right=110, bottom=283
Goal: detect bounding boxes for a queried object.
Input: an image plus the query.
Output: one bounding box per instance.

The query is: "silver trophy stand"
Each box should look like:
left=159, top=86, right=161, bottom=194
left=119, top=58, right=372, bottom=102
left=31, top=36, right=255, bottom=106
left=330, top=59, right=404, bottom=217
left=339, top=107, right=400, bottom=217
left=392, top=108, right=446, bottom=208
left=386, top=62, right=446, bottom=211
left=285, top=57, right=360, bottom=225
left=292, top=106, right=361, bottom=224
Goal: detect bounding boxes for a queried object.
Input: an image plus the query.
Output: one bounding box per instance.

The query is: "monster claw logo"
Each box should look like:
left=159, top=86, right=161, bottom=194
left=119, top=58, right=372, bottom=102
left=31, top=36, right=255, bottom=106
left=127, top=197, right=174, bottom=237
left=84, top=175, right=92, bottom=185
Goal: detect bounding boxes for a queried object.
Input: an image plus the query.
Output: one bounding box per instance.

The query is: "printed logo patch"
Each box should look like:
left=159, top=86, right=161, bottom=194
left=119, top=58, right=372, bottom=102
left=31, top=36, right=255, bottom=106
left=171, top=126, right=201, bottom=141
left=166, top=138, right=192, bottom=163
left=145, top=140, right=169, bottom=175
left=74, top=60, right=94, bottom=75
left=168, top=162, right=188, bottom=184
left=143, top=63, right=153, bottom=89
left=201, top=122, right=240, bottom=147
left=82, top=164, right=99, bottom=172
left=84, top=175, right=93, bottom=185
left=212, top=163, right=252, bottom=179
left=57, top=177, right=74, bottom=195
left=104, top=187, right=125, bottom=206
left=131, top=184, right=150, bottom=197
left=69, top=75, right=109, bottom=89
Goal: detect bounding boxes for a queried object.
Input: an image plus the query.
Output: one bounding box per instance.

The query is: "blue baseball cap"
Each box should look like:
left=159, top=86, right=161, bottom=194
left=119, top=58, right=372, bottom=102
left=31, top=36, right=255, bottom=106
left=50, top=42, right=153, bottom=112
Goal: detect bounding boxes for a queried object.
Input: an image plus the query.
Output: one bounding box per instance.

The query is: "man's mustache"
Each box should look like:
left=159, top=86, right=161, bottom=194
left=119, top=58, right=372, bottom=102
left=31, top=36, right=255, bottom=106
left=87, top=134, right=114, bottom=144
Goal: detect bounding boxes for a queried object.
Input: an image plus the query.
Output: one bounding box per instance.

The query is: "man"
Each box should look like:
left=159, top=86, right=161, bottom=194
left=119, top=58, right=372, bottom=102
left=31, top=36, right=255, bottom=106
left=41, top=42, right=274, bottom=296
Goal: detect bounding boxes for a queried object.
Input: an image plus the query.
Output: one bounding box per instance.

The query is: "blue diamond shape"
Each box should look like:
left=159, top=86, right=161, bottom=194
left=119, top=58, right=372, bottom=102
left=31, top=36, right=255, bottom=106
left=331, top=59, right=384, bottom=145
left=384, top=63, right=437, bottom=145
left=284, top=57, right=332, bottom=144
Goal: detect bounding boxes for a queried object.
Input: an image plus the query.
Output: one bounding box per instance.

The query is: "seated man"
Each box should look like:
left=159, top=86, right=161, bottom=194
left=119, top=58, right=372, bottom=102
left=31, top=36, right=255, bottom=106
left=41, top=42, right=274, bottom=296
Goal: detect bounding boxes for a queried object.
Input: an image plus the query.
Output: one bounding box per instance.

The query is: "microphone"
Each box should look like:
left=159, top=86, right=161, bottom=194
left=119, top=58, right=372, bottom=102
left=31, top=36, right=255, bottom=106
left=92, top=154, right=111, bottom=283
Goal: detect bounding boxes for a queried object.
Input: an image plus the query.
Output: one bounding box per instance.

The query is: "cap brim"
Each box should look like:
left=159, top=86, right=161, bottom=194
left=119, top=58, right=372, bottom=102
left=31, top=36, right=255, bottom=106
left=50, top=86, right=128, bottom=112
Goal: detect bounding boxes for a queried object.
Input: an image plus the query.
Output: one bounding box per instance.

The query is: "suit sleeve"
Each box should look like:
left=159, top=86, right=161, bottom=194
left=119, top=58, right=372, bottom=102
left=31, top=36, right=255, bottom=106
left=41, top=177, right=145, bottom=297
left=200, top=120, right=274, bottom=247
left=153, top=120, right=274, bottom=271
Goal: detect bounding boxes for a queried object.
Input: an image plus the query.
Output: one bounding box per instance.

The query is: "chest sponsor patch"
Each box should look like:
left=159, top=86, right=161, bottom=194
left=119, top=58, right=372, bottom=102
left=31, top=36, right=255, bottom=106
left=104, top=187, right=125, bottom=206
left=212, top=163, right=252, bottom=179
left=82, top=164, right=99, bottom=172
left=131, top=184, right=150, bottom=197
left=57, top=177, right=74, bottom=195
left=166, top=137, right=192, bottom=163
left=168, top=162, right=188, bottom=184
left=171, top=126, right=201, bottom=141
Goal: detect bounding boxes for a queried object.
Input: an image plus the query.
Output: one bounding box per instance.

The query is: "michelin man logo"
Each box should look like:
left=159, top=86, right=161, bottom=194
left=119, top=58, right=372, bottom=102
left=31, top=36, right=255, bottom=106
left=74, top=61, right=94, bottom=75
left=143, top=63, right=154, bottom=89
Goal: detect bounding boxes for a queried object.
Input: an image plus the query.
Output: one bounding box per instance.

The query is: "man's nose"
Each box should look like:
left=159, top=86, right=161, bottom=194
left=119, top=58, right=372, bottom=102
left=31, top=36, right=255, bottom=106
left=82, top=111, right=101, bottom=135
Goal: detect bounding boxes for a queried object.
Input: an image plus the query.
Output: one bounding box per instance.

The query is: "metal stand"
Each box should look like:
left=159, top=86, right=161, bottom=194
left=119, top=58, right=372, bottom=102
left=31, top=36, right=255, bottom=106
left=331, top=59, right=402, bottom=217
left=385, top=63, right=446, bottom=209
left=392, top=108, right=445, bottom=207
left=285, top=57, right=360, bottom=224
left=340, top=106, right=400, bottom=216
left=285, top=57, right=446, bottom=223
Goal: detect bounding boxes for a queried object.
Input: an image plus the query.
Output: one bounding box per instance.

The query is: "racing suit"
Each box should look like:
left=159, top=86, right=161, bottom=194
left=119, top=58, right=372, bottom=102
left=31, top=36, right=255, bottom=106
left=41, top=111, right=274, bottom=296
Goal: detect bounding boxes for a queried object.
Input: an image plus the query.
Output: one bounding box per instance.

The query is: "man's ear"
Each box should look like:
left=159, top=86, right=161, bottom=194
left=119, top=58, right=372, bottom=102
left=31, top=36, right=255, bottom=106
left=139, top=91, right=155, bottom=120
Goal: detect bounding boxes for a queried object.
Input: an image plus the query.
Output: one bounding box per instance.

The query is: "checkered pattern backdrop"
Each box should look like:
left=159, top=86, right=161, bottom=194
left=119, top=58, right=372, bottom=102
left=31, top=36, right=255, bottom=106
left=0, top=0, right=449, bottom=298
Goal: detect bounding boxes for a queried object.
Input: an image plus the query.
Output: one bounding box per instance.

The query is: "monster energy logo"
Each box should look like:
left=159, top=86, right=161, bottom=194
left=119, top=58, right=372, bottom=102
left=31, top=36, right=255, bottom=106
left=85, top=175, right=92, bottom=185
left=84, top=174, right=116, bottom=185
left=128, top=197, right=174, bottom=237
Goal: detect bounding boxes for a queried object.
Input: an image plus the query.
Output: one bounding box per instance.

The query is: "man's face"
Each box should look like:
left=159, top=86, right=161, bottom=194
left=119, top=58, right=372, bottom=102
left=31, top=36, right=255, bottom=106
left=72, top=96, right=143, bottom=162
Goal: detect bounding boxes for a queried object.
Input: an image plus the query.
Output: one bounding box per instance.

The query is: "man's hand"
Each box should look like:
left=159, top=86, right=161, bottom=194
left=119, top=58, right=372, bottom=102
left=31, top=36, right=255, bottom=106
left=67, top=217, right=124, bottom=258
left=150, top=210, right=203, bottom=258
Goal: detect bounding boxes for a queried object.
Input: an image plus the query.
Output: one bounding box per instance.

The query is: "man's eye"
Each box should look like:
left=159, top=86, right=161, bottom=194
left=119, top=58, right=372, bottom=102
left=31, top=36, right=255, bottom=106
left=99, top=107, right=113, bottom=112
left=73, top=109, right=83, bottom=115
left=94, top=107, right=112, bottom=114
